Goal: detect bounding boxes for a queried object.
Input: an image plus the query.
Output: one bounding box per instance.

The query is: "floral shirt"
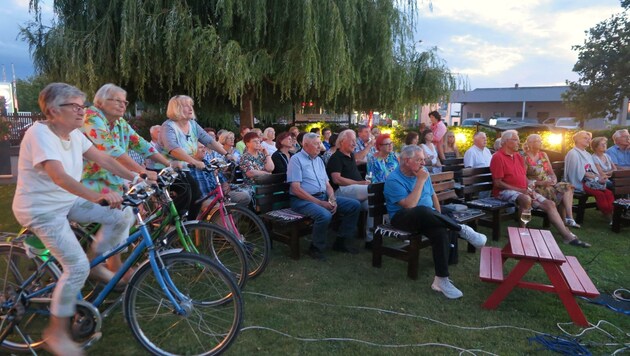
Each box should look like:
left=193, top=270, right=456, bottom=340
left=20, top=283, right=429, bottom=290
left=367, top=152, right=399, bottom=183
left=81, top=106, right=156, bottom=194
left=239, top=151, right=267, bottom=186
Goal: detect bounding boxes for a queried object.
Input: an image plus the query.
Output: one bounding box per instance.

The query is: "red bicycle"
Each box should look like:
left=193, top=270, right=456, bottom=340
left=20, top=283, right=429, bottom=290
left=195, top=160, right=271, bottom=278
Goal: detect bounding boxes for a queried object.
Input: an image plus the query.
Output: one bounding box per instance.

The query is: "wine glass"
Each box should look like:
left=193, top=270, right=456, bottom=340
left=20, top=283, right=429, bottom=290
left=365, top=172, right=374, bottom=184
left=520, top=208, right=532, bottom=228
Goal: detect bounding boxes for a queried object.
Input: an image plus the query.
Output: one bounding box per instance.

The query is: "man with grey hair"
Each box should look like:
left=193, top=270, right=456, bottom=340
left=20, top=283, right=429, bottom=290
left=287, top=133, right=361, bottom=260
left=384, top=145, right=487, bottom=299
left=490, top=130, right=589, bottom=247
left=464, top=131, right=492, bottom=168
left=354, top=124, right=376, bottom=163
left=327, top=129, right=373, bottom=244
left=606, top=129, right=630, bottom=170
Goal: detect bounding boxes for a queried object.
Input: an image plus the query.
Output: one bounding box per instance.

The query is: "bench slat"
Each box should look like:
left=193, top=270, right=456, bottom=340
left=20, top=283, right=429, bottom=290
left=540, top=230, right=566, bottom=262
left=529, top=229, right=553, bottom=261
left=507, top=227, right=525, bottom=256
left=560, top=256, right=599, bottom=297
left=479, top=247, right=504, bottom=282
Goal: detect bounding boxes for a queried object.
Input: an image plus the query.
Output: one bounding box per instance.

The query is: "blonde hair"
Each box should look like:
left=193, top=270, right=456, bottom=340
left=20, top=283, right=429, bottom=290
left=572, top=130, right=592, bottom=143
left=218, top=131, right=235, bottom=145
left=166, top=95, right=195, bottom=121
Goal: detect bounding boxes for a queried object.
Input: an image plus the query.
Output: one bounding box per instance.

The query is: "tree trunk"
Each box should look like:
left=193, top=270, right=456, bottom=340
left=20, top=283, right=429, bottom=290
left=239, top=90, right=255, bottom=130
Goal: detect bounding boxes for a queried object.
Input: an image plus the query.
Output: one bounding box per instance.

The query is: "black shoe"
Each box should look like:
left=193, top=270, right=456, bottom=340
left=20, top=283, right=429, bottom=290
left=333, top=243, right=359, bottom=254
left=364, top=241, right=373, bottom=250
left=308, top=246, right=327, bottom=261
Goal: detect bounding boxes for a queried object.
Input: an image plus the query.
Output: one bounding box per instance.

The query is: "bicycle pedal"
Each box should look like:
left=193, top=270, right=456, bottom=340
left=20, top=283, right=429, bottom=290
left=83, top=332, right=102, bottom=349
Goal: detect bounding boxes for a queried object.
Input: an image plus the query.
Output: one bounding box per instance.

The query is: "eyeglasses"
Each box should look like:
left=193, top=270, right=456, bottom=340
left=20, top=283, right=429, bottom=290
left=380, top=142, right=393, bottom=146
left=59, top=103, right=88, bottom=112
left=106, top=98, right=129, bottom=106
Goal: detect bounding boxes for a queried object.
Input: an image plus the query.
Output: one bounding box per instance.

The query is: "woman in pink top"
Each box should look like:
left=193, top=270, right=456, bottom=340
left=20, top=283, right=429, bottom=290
left=429, top=110, right=447, bottom=157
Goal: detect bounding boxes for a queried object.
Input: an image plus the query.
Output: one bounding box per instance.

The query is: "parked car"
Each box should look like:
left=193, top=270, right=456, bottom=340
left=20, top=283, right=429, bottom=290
left=544, top=117, right=580, bottom=129
left=488, top=117, right=511, bottom=126
left=461, top=118, right=487, bottom=127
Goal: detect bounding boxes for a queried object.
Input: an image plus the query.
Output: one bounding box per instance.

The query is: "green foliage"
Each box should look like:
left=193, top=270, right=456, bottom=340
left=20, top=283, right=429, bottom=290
left=15, top=74, right=49, bottom=112
left=22, top=0, right=455, bottom=117
left=564, top=4, right=630, bottom=117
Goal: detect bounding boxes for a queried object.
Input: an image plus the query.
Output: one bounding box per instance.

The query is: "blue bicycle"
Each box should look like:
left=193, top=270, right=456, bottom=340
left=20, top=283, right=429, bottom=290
left=0, top=181, right=243, bottom=355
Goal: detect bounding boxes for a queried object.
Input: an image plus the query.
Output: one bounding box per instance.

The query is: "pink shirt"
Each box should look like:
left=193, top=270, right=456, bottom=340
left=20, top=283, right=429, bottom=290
left=431, top=121, right=447, bottom=146
left=489, top=148, right=527, bottom=197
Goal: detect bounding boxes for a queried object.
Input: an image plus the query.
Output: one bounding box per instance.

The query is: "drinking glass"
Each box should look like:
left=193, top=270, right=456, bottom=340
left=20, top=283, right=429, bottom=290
left=365, top=172, right=374, bottom=183
left=520, top=208, right=532, bottom=228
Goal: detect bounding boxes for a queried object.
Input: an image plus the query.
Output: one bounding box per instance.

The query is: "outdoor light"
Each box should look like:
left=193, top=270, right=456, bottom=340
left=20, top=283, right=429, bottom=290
left=546, top=133, right=563, bottom=147
left=455, top=132, right=467, bottom=144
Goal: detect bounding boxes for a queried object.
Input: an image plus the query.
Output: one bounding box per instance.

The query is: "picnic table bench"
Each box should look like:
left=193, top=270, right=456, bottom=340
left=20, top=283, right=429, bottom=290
left=479, top=226, right=598, bottom=326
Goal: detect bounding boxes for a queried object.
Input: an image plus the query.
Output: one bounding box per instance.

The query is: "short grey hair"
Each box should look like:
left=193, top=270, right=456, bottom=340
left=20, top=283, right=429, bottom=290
left=38, top=83, right=86, bottom=117
left=473, top=131, right=487, bottom=139
left=263, top=127, right=275, bottom=139
left=149, top=125, right=161, bottom=136
left=500, top=130, right=518, bottom=146
left=399, top=144, right=422, bottom=160
left=337, top=129, right=356, bottom=145
left=94, top=83, right=126, bottom=108
left=612, top=129, right=629, bottom=143
left=302, top=132, right=320, bottom=144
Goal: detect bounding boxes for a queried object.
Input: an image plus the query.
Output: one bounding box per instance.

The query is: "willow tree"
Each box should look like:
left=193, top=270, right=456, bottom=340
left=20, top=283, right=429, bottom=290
left=22, top=0, right=455, bottom=127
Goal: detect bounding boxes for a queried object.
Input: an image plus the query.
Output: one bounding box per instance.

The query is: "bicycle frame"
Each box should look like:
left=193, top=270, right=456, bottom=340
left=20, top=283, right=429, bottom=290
left=196, top=165, right=242, bottom=240
left=12, top=206, right=190, bottom=315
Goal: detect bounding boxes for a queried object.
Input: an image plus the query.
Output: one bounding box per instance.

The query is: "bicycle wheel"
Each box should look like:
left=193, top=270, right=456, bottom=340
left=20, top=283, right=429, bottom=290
left=0, top=243, right=60, bottom=352
left=204, top=204, right=270, bottom=278
left=124, top=252, right=243, bottom=356
left=164, top=221, right=248, bottom=290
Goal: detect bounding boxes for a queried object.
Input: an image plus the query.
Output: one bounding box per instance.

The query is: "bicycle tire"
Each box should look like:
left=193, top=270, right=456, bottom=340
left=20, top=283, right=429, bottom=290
left=163, top=221, right=248, bottom=290
left=0, top=243, right=60, bottom=352
left=123, top=252, right=243, bottom=356
left=203, top=204, right=271, bottom=278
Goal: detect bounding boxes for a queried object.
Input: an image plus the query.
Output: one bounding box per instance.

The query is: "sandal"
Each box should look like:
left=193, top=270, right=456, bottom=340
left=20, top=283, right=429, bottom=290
left=564, top=218, right=581, bottom=228
left=565, top=238, right=591, bottom=248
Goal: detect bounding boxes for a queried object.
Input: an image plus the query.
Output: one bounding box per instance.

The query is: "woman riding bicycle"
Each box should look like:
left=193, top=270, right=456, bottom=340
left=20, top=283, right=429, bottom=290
left=12, top=83, right=142, bottom=356
left=81, top=83, right=172, bottom=281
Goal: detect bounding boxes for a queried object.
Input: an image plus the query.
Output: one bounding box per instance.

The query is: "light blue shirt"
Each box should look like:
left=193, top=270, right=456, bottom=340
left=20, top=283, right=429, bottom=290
left=287, top=150, right=328, bottom=195
left=384, top=167, right=435, bottom=219
left=606, top=145, right=630, bottom=168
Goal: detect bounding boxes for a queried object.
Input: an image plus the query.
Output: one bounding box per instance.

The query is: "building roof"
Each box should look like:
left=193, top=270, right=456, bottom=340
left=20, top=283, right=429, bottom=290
left=450, top=85, right=569, bottom=103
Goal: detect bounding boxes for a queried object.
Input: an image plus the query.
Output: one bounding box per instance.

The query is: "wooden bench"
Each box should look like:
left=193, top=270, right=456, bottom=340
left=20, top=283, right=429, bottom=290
left=458, top=166, right=516, bottom=241
left=252, top=173, right=311, bottom=260
left=369, top=171, right=484, bottom=279
left=610, top=170, right=630, bottom=198
left=442, top=157, right=464, bottom=182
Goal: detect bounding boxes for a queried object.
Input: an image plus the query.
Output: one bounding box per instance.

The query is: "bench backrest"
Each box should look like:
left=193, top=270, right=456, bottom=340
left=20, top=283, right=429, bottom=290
left=442, top=157, right=464, bottom=182
left=368, top=171, right=457, bottom=225
left=252, top=173, right=290, bottom=214
left=459, top=166, right=493, bottom=199
left=611, top=170, right=630, bottom=196
left=551, top=161, right=564, bottom=181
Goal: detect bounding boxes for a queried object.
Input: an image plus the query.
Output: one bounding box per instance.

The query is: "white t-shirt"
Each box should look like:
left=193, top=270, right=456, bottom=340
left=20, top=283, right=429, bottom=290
left=464, top=145, right=492, bottom=168
left=13, top=122, right=93, bottom=218
left=261, top=141, right=277, bottom=155
left=420, top=143, right=439, bottom=165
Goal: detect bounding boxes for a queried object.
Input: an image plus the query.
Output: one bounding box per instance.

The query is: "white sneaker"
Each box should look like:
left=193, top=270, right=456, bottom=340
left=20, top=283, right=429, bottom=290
left=431, top=277, right=463, bottom=299
left=459, top=224, right=487, bottom=248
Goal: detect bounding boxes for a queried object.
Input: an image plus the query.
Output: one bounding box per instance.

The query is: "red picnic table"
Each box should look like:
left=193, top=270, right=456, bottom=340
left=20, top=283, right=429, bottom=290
left=479, top=227, right=599, bottom=326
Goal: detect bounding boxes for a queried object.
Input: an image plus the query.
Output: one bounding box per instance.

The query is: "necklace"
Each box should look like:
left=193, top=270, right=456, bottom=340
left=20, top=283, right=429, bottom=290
left=48, top=123, right=72, bottom=150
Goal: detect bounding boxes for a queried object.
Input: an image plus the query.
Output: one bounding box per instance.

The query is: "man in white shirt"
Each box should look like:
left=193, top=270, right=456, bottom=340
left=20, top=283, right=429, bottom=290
left=464, top=132, right=492, bottom=168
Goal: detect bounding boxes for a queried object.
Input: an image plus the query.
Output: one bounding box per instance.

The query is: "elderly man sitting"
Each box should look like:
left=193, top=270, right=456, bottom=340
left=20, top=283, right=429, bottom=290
left=490, top=130, right=590, bottom=247
left=384, top=145, right=487, bottom=299
left=606, top=129, right=630, bottom=170
left=287, top=133, right=361, bottom=261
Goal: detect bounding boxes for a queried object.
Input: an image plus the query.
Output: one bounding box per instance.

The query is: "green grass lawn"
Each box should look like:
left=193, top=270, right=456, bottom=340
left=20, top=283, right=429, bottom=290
left=2, top=184, right=629, bottom=355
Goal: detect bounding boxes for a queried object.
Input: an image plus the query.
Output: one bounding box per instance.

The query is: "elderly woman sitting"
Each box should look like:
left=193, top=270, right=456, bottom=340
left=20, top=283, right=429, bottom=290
left=367, top=134, right=399, bottom=183
left=239, top=131, right=274, bottom=192
left=523, top=134, right=579, bottom=228
left=564, top=130, right=615, bottom=223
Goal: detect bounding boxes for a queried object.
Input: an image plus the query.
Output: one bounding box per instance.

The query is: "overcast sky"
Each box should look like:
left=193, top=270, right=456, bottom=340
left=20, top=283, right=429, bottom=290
left=0, top=0, right=625, bottom=89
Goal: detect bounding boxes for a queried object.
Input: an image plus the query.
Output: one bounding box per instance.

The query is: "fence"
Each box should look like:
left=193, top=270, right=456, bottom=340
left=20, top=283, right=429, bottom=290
left=5, top=112, right=44, bottom=146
